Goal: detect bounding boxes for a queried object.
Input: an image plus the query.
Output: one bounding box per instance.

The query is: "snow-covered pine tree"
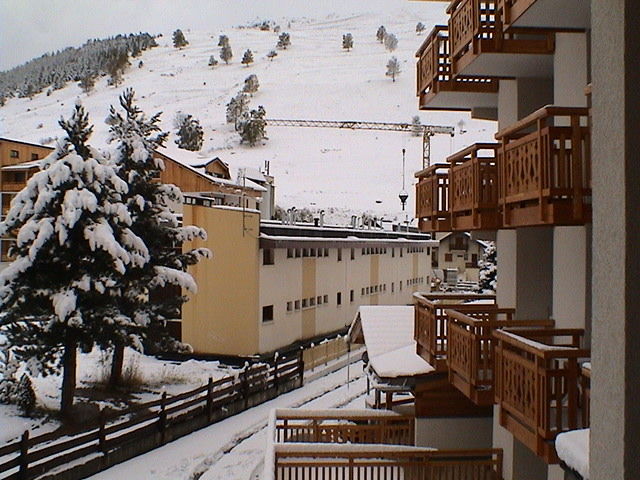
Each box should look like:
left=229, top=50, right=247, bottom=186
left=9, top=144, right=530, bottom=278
left=0, top=101, right=148, bottom=417
left=78, top=74, right=96, bottom=95
left=208, top=55, right=218, bottom=68
left=416, top=22, right=426, bottom=34
left=172, top=29, right=188, bottom=48
left=342, top=33, right=354, bottom=52
left=238, top=106, right=267, bottom=146
left=243, top=74, right=259, bottom=95
left=174, top=114, right=204, bottom=151
left=386, top=56, right=401, bottom=82
left=16, top=374, right=36, bottom=415
left=220, top=44, right=233, bottom=64
left=218, top=35, right=229, bottom=47
left=376, top=26, right=387, bottom=43
left=106, top=47, right=129, bottom=87
left=277, top=32, right=291, bottom=49
left=411, top=115, right=422, bottom=136
left=105, top=89, right=209, bottom=384
left=225, top=92, right=249, bottom=130
left=266, top=50, right=278, bottom=61
left=241, top=49, right=254, bottom=67
left=478, top=241, right=497, bottom=293
left=384, top=33, right=398, bottom=52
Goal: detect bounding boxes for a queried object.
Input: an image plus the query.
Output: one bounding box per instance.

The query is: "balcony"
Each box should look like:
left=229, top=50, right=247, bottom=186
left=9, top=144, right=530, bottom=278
left=447, top=0, right=555, bottom=77
left=446, top=309, right=554, bottom=406
left=493, top=328, right=590, bottom=462
left=416, top=26, right=499, bottom=111
left=415, top=163, right=451, bottom=232
left=413, top=293, right=497, bottom=371
left=496, top=106, right=591, bottom=228
left=497, top=0, right=590, bottom=30
left=449, top=143, right=501, bottom=231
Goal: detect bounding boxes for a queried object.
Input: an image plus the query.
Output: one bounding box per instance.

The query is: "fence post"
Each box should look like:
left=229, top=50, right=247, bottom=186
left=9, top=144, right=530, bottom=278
left=273, top=353, right=279, bottom=395
left=159, top=391, right=167, bottom=445
left=242, top=367, right=249, bottom=410
left=18, top=429, right=29, bottom=480
left=297, top=348, right=305, bottom=387
left=206, top=377, right=213, bottom=422
left=98, top=408, right=106, bottom=454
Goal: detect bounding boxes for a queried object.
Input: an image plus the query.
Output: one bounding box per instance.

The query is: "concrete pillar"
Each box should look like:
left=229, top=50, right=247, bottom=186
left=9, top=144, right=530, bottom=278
left=554, top=32, right=589, bottom=107
left=497, top=77, right=553, bottom=129
left=591, top=1, right=640, bottom=479
left=515, top=227, right=554, bottom=319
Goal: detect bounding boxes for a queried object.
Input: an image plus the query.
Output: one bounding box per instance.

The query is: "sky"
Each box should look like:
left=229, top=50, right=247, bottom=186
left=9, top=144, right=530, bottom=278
left=0, top=0, right=446, bottom=71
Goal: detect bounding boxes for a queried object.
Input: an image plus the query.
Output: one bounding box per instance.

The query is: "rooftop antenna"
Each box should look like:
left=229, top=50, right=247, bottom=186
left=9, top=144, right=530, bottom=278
left=399, top=148, right=408, bottom=210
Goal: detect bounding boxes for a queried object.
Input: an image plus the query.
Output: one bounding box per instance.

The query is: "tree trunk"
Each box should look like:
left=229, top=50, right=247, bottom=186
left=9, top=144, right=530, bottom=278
left=109, top=343, right=125, bottom=387
left=61, top=337, right=77, bottom=419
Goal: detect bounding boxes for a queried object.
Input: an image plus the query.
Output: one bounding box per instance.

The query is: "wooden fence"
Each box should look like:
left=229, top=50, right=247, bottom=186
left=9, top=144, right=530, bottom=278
left=0, top=353, right=303, bottom=480
left=302, top=337, right=349, bottom=371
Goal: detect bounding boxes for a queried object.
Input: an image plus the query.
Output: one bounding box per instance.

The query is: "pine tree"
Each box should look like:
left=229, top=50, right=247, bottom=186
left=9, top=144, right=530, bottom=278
left=416, top=22, right=426, bottom=34
left=106, top=48, right=129, bottom=87
left=220, top=44, right=233, bottom=64
left=376, top=26, right=387, bottom=43
left=241, top=49, right=254, bottom=67
left=226, top=92, right=249, bottom=129
left=174, top=114, right=204, bottom=151
left=277, top=32, right=291, bottom=49
left=386, top=56, right=401, bottom=82
left=342, top=33, right=354, bottom=52
left=0, top=101, right=148, bottom=418
left=218, top=35, right=229, bottom=47
left=238, top=106, right=267, bottom=146
left=78, top=74, right=95, bottom=94
left=105, top=89, right=209, bottom=384
left=478, top=242, right=497, bottom=293
left=267, top=50, right=278, bottom=61
left=411, top=115, right=422, bottom=136
left=172, top=29, right=188, bottom=48
left=208, top=55, right=218, bottom=68
left=243, top=74, right=259, bottom=95
left=16, top=374, right=36, bottom=415
left=384, top=33, right=398, bottom=52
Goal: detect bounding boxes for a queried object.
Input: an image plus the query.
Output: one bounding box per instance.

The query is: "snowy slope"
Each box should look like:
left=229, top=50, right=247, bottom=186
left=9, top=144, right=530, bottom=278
left=0, top=7, right=496, bottom=222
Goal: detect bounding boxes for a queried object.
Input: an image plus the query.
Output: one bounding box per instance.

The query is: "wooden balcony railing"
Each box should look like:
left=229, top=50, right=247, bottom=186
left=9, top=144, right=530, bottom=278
left=580, top=363, right=590, bottom=427
left=273, top=444, right=504, bottom=480
left=449, top=143, right=501, bottom=231
left=413, top=293, right=497, bottom=370
left=415, top=163, right=451, bottom=232
left=496, top=106, right=591, bottom=227
left=446, top=309, right=554, bottom=406
left=273, top=409, right=415, bottom=446
left=447, top=0, right=555, bottom=75
left=497, top=0, right=536, bottom=29
left=416, top=25, right=499, bottom=108
left=493, top=328, right=590, bottom=462
left=1, top=181, right=28, bottom=192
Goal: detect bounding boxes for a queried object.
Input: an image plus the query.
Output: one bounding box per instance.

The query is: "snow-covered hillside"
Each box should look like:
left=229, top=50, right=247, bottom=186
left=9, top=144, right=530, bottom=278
left=0, top=7, right=496, bottom=222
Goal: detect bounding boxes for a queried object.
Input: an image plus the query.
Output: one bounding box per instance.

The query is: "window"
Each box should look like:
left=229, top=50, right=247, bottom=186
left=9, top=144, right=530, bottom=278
left=324, top=248, right=329, bottom=257
left=337, top=248, right=342, bottom=262
left=350, top=290, right=354, bottom=302
left=317, top=295, right=322, bottom=305
left=287, top=248, right=294, bottom=258
left=350, top=248, right=355, bottom=260
left=9, top=150, right=18, bottom=159
left=445, top=253, right=453, bottom=262
left=362, top=248, right=366, bottom=255
left=262, top=305, right=274, bottom=322
left=392, top=248, right=395, bottom=258
left=302, top=299, right=308, bottom=308
left=310, top=297, right=316, bottom=307
left=31, top=153, right=39, bottom=160
left=337, top=292, right=342, bottom=305
left=400, top=281, right=403, bottom=291
left=263, top=248, right=275, bottom=265
left=295, top=249, right=301, bottom=258
left=400, top=248, right=403, bottom=258
left=323, top=294, right=328, bottom=303
left=286, top=301, right=293, bottom=312
left=361, top=287, right=365, bottom=296
left=310, top=248, right=316, bottom=257
left=295, top=300, right=301, bottom=310
left=391, top=282, right=395, bottom=293
left=303, top=248, right=309, bottom=257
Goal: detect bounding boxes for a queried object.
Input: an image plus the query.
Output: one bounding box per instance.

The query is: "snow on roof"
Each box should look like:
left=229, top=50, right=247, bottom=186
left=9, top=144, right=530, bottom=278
left=1, top=160, right=43, bottom=170
left=241, top=166, right=267, bottom=183
left=556, top=428, right=589, bottom=479
left=354, top=305, right=435, bottom=378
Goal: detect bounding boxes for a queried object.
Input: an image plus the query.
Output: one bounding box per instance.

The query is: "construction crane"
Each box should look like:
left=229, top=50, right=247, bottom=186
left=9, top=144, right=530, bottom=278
left=264, top=118, right=455, bottom=168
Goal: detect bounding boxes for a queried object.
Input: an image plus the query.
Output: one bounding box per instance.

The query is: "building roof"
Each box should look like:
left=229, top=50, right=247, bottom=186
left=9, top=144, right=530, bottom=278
left=1, top=160, right=44, bottom=171
left=0, top=137, right=55, bottom=151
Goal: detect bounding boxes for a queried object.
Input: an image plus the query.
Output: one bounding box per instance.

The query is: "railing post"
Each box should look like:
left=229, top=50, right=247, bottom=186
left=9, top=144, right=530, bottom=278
left=98, top=408, right=106, bottom=454
left=273, top=353, right=279, bottom=394
left=297, top=348, right=305, bottom=387
left=206, top=377, right=213, bottom=422
left=241, top=367, right=249, bottom=410
left=159, top=391, right=167, bottom=445
left=18, top=429, right=29, bottom=480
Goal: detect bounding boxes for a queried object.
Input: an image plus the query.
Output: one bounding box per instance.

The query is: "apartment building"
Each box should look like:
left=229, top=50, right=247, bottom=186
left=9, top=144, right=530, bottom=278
left=181, top=197, right=436, bottom=356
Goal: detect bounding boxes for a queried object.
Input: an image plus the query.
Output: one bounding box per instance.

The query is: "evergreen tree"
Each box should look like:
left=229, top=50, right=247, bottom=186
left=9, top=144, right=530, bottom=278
left=478, top=242, right=497, bottom=293
left=411, top=115, right=422, bottom=136
left=416, top=22, right=426, bottom=34
left=78, top=74, right=96, bottom=94
left=266, top=50, right=278, bottom=61
left=172, top=29, right=189, bottom=48
left=243, top=74, right=260, bottom=95
left=208, top=55, right=218, bottom=68
left=342, top=33, right=354, bottom=52
left=174, top=113, right=204, bottom=151
left=220, top=44, right=233, bottom=64
left=226, top=92, right=249, bottom=129
left=238, top=106, right=267, bottom=146
left=0, top=102, right=148, bottom=417
left=241, top=49, right=254, bottom=67
left=386, top=56, right=401, bottom=82
left=218, top=35, right=229, bottom=47
left=16, top=374, right=36, bottom=415
left=277, top=32, right=291, bottom=49
left=376, top=25, right=387, bottom=43
left=105, top=89, right=209, bottom=384
left=384, top=33, right=398, bottom=52
left=106, top=48, right=129, bottom=87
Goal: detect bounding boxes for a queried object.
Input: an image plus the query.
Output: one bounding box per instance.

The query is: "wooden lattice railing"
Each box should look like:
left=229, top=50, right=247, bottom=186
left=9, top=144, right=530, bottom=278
left=449, top=143, right=501, bottom=230
left=493, top=328, right=590, bottom=462
left=495, top=105, right=591, bottom=227
left=273, top=409, right=415, bottom=446
left=415, top=164, right=451, bottom=232
left=413, top=293, right=497, bottom=370
left=273, top=444, right=504, bottom=480
left=446, top=309, right=554, bottom=405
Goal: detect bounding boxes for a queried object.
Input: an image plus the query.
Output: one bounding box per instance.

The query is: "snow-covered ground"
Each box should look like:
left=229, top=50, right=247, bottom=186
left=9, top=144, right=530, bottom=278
left=85, top=357, right=366, bottom=480
left=0, top=6, right=496, bottom=223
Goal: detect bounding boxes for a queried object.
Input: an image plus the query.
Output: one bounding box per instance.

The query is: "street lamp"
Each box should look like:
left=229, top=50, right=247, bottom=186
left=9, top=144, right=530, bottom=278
left=398, top=148, right=408, bottom=210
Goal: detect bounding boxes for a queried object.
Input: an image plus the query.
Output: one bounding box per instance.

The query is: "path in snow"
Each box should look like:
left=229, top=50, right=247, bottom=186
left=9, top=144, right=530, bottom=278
left=86, top=358, right=366, bottom=480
